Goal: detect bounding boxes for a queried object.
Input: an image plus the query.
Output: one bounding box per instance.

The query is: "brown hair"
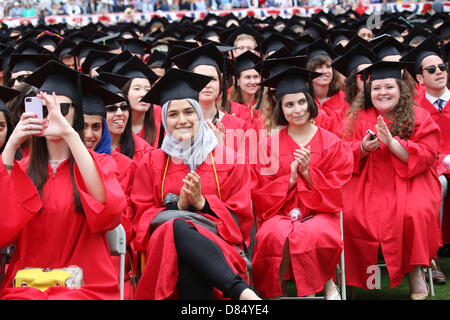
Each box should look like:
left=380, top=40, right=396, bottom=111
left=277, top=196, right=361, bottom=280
left=306, top=54, right=341, bottom=98
left=273, top=91, right=318, bottom=126
left=343, top=78, right=415, bottom=140
left=122, top=78, right=157, bottom=146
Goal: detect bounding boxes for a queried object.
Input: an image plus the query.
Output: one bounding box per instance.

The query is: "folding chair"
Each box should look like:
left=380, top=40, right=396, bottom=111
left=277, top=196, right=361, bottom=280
left=106, top=224, right=126, bottom=300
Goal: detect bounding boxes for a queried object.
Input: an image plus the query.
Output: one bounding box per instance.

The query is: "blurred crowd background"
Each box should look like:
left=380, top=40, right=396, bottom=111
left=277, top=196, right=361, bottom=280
left=0, top=0, right=440, bottom=19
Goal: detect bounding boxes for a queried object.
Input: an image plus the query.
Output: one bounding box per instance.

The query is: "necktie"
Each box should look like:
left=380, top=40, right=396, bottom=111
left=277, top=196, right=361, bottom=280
left=436, top=99, right=445, bottom=113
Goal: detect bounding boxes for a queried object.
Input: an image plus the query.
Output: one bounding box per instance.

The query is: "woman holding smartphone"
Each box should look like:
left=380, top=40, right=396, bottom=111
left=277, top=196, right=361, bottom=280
left=0, top=61, right=126, bottom=299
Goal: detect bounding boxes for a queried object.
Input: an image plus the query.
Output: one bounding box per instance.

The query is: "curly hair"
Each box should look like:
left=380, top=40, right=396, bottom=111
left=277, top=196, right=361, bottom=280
left=343, top=78, right=415, bottom=140
left=344, top=69, right=359, bottom=105
left=306, top=54, right=341, bottom=98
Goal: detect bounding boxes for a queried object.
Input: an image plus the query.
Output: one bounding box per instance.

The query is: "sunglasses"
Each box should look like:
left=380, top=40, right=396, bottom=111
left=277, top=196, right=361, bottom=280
left=105, top=103, right=131, bottom=113
left=10, top=74, right=30, bottom=86
left=422, top=63, right=447, bottom=74
left=43, top=103, right=75, bottom=118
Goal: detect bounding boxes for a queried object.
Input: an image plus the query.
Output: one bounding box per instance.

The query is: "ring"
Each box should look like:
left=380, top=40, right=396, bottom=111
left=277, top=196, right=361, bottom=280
left=24, top=125, right=28, bottom=131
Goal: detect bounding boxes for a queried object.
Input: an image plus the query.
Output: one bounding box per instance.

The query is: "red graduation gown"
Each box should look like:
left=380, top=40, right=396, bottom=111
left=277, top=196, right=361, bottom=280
left=414, top=93, right=450, bottom=243
left=314, top=90, right=349, bottom=134
left=0, top=150, right=126, bottom=300
left=339, top=106, right=442, bottom=289
left=229, top=100, right=260, bottom=129
left=115, top=133, right=152, bottom=167
left=130, top=145, right=254, bottom=300
left=251, top=127, right=353, bottom=297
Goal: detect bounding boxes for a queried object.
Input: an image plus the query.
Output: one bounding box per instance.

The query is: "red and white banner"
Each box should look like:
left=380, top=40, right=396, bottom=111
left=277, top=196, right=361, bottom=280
left=0, top=2, right=448, bottom=28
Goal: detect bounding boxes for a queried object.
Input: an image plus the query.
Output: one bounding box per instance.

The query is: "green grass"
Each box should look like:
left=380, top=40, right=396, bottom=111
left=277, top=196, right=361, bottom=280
left=286, top=245, right=450, bottom=300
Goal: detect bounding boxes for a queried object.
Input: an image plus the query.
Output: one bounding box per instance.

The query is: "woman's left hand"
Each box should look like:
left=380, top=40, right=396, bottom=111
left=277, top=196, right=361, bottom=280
left=294, top=145, right=311, bottom=175
left=37, top=91, right=74, bottom=138
left=182, top=171, right=206, bottom=211
left=375, top=115, right=393, bottom=147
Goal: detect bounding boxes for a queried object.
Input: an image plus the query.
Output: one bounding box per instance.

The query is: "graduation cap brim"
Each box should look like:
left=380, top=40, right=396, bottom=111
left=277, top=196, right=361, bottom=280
left=259, top=66, right=322, bottom=100
left=234, top=50, right=262, bottom=76
left=81, top=50, right=116, bottom=75
left=255, top=55, right=307, bottom=79
left=10, top=53, right=55, bottom=73
left=331, top=43, right=377, bottom=77
left=400, top=38, right=443, bottom=74
left=141, top=68, right=213, bottom=106
left=82, top=84, right=126, bottom=116
left=97, top=72, right=130, bottom=92
left=0, top=85, right=21, bottom=112
left=96, top=50, right=133, bottom=74
left=115, top=55, right=159, bottom=84
left=356, top=60, right=416, bottom=81
left=171, top=42, right=235, bottom=76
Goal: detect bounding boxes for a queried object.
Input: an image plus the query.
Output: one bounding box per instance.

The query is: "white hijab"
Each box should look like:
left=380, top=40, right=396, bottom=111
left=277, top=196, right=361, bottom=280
left=161, top=98, right=218, bottom=171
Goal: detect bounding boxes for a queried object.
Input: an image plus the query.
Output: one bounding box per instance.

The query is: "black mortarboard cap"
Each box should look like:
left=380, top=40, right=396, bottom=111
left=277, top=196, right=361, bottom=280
left=255, top=55, right=307, bottom=79
left=331, top=43, right=376, bottom=77
left=53, top=38, right=77, bottom=59
left=118, top=37, right=151, bottom=55
left=115, top=55, right=159, bottom=84
left=300, top=39, right=337, bottom=62
left=171, top=42, right=234, bottom=76
left=303, top=21, right=328, bottom=40
left=259, top=66, right=322, bottom=100
left=222, top=23, right=264, bottom=46
left=141, top=68, right=213, bottom=106
left=81, top=50, right=116, bottom=75
left=0, top=85, right=21, bottom=112
left=404, top=26, right=437, bottom=46
left=15, top=40, right=51, bottom=55
left=234, top=50, right=262, bottom=76
left=82, top=83, right=125, bottom=117
left=10, top=53, right=55, bottom=73
left=146, top=50, right=168, bottom=69
left=400, top=37, right=444, bottom=74
left=372, top=36, right=406, bottom=60
left=257, top=32, right=298, bottom=56
left=72, top=40, right=110, bottom=59
left=23, top=60, right=103, bottom=130
left=379, top=22, right=407, bottom=37
left=433, top=20, right=450, bottom=41
left=96, top=50, right=133, bottom=74
left=327, top=29, right=356, bottom=47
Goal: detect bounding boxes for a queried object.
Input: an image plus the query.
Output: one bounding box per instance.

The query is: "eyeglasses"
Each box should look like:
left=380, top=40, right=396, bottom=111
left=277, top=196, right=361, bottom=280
left=105, top=103, right=130, bottom=113
left=422, top=63, right=448, bottom=74
left=43, top=103, right=75, bottom=118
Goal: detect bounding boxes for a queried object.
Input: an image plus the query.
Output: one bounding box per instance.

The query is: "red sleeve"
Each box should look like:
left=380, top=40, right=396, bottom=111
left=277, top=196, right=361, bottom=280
left=0, top=156, right=42, bottom=246
left=130, top=152, right=165, bottom=252
left=73, top=150, right=125, bottom=233
left=390, top=108, right=440, bottom=179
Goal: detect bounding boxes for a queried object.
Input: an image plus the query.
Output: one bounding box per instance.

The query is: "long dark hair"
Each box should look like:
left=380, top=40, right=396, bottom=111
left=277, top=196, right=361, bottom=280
left=27, top=128, right=85, bottom=214
left=0, top=110, right=14, bottom=154
left=122, top=78, right=157, bottom=146
left=117, top=96, right=136, bottom=159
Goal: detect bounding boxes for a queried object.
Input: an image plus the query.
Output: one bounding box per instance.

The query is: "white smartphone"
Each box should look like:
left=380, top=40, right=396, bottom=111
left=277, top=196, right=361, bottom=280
left=24, top=97, right=43, bottom=120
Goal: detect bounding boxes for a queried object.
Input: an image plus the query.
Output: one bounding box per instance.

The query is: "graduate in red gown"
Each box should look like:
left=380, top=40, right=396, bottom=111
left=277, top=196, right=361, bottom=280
left=171, top=43, right=248, bottom=153
left=131, top=68, right=259, bottom=300
left=339, top=61, right=442, bottom=300
left=402, top=38, right=450, bottom=282
left=114, top=56, right=161, bottom=149
left=251, top=66, right=353, bottom=299
left=228, top=50, right=263, bottom=127
left=100, top=77, right=152, bottom=166
left=302, top=40, right=348, bottom=134
left=0, top=61, right=126, bottom=299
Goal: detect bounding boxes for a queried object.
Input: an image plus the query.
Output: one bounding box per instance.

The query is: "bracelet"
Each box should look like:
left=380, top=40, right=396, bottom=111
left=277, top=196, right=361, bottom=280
left=361, top=142, right=371, bottom=153
left=4, top=163, right=13, bottom=170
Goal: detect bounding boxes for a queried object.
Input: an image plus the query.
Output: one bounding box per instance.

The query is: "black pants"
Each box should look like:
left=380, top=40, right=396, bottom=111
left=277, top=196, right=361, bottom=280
left=173, top=219, right=249, bottom=300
